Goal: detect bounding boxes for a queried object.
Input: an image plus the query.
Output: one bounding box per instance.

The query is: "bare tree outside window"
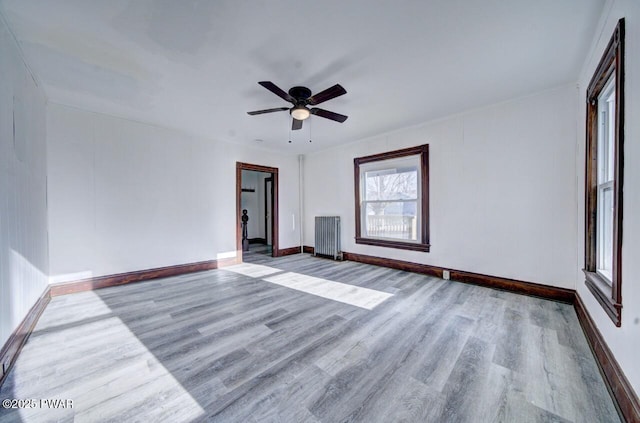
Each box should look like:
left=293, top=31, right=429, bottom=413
left=363, top=168, right=418, bottom=240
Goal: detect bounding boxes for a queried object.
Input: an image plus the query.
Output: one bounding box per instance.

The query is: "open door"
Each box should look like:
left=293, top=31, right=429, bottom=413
left=236, top=162, right=278, bottom=260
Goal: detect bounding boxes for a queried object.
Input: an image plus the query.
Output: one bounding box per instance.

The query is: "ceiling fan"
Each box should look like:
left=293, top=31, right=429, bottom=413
left=247, top=81, right=348, bottom=130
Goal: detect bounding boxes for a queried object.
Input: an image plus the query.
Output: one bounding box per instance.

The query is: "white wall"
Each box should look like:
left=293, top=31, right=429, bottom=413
left=0, top=16, right=49, bottom=348
left=47, top=103, right=301, bottom=282
left=304, top=84, right=578, bottom=289
left=575, top=0, right=640, bottom=398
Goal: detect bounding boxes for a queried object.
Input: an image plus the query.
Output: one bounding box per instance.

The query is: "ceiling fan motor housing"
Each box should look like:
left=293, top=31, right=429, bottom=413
left=288, top=86, right=312, bottom=104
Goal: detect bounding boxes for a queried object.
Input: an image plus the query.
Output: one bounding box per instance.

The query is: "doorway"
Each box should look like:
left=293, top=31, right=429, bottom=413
left=236, top=162, right=278, bottom=260
left=265, top=177, right=273, bottom=247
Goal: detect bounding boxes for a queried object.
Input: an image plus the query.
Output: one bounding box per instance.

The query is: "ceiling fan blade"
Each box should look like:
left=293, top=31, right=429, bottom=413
left=247, top=107, right=289, bottom=115
left=292, top=118, right=303, bottom=130
left=307, top=84, right=347, bottom=105
left=310, top=108, right=348, bottom=123
left=258, top=81, right=295, bottom=103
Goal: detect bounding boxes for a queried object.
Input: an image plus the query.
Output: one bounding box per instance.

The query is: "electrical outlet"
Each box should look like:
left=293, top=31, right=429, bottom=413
left=443, top=270, right=450, bottom=280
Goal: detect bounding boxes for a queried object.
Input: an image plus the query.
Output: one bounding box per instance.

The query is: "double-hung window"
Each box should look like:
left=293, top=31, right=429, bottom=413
left=354, top=145, right=430, bottom=252
left=595, top=75, right=616, bottom=282
left=584, top=19, right=624, bottom=326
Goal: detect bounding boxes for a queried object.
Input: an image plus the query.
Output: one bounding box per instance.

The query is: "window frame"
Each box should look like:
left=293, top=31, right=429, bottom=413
left=584, top=18, right=625, bottom=327
left=354, top=144, right=430, bottom=252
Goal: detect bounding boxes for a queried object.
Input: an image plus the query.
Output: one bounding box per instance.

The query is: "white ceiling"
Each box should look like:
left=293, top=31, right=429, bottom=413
left=1, top=0, right=604, bottom=153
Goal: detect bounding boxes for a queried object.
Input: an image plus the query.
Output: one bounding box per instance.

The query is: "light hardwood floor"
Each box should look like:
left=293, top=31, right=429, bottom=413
left=0, top=253, right=620, bottom=422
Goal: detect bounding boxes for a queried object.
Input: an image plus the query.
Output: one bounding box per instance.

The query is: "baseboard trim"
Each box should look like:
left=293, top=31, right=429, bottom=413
left=448, top=268, right=574, bottom=303
left=277, top=246, right=302, bottom=257
left=574, top=293, right=640, bottom=423
left=302, top=245, right=314, bottom=254
left=50, top=256, right=240, bottom=297
left=0, top=287, right=51, bottom=387
left=343, top=251, right=441, bottom=277
left=341, top=251, right=574, bottom=303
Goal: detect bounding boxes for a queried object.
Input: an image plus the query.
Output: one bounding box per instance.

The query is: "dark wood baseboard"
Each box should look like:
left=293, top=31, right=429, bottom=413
left=277, top=246, right=302, bottom=257
left=0, top=287, right=51, bottom=387
left=50, top=256, right=240, bottom=297
left=303, top=245, right=314, bottom=254
left=249, top=238, right=267, bottom=245
left=342, top=251, right=574, bottom=303
left=575, top=293, right=640, bottom=423
left=449, top=269, right=574, bottom=303
left=343, top=251, right=441, bottom=277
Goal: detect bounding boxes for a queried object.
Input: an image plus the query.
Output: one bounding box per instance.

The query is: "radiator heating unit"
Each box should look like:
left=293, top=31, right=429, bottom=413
left=314, top=216, right=343, bottom=260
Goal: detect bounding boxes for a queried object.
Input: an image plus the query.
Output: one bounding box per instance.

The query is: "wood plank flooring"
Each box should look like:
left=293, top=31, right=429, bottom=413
left=0, top=253, right=620, bottom=422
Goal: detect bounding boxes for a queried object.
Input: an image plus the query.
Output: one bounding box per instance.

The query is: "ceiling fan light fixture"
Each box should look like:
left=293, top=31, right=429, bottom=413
left=291, top=106, right=310, bottom=120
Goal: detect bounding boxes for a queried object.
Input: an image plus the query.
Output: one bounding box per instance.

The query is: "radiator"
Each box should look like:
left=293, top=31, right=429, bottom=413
left=314, top=216, right=342, bottom=260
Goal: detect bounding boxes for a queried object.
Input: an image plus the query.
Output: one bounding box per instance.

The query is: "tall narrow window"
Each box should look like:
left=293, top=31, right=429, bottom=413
left=584, top=19, right=624, bottom=326
left=354, top=145, right=429, bottom=252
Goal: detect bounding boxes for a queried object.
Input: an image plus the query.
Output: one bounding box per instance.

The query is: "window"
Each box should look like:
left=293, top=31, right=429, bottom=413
left=584, top=19, right=624, bottom=326
left=354, top=145, right=429, bottom=251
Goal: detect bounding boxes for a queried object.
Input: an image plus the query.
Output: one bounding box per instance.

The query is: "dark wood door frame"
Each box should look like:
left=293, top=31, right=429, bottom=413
left=264, top=177, right=273, bottom=246
left=236, top=162, right=279, bottom=260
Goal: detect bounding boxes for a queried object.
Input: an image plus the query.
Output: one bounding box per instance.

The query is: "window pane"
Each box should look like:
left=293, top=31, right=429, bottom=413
left=597, top=185, right=613, bottom=283
left=360, top=154, right=421, bottom=243
left=595, top=74, right=615, bottom=285
left=597, top=74, right=616, bottom=184
left=607, top=94, right=616, bottom=181
left=364, top=201, right=417, bottom=240
left=364, top=167, right=418, bottom=201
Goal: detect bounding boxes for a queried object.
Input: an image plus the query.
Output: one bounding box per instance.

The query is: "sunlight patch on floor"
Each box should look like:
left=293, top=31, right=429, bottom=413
left=226, top=263, right=393, bottom=310
left=226, top=262, right=283, bottom=278
left=7, top=291, right=205, bottom=421
left=264, top=272, right=393, bottom=310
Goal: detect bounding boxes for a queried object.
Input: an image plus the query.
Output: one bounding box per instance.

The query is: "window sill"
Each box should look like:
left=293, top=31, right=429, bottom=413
left=583, top=269, right=622, bottom=327
left=355, top=237, right=430, bottom=252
